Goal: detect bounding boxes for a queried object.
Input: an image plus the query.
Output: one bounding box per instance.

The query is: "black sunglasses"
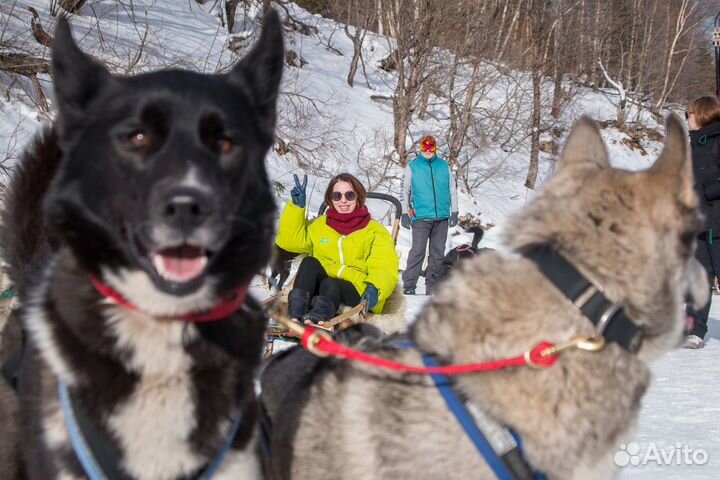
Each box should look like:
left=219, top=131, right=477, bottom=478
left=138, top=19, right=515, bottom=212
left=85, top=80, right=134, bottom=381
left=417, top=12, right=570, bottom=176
left=331, top=191, right=357, bottom=201
left=685, top=111, right=691, bottom=120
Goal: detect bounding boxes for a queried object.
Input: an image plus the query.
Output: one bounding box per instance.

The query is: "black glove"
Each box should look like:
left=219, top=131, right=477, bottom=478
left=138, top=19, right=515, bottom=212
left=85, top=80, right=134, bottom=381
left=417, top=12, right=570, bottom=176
left=449, top=211, right=459, bottom=227
left=401, top=213, right=411, bottom=229
left=290, top=174, right=307, bottom=207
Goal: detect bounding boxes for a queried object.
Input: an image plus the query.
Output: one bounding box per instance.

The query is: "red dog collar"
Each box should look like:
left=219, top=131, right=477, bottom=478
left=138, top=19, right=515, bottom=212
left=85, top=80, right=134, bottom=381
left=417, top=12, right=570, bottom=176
left=89, top=275, right=248, bottom=322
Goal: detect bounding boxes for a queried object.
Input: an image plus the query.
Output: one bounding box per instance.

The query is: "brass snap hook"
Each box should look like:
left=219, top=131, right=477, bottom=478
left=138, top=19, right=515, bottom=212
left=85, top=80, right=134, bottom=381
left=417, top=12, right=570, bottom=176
left=539, top=335, right=606, bottom=359
left=305, top=329, right=333, bottom=357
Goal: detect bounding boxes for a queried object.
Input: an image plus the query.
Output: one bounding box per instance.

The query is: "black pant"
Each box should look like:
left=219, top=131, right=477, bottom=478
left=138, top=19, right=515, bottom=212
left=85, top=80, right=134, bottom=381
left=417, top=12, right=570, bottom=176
left=688, top=234, right=719, bottom=338
left=294, top=257, right=361, bottom=311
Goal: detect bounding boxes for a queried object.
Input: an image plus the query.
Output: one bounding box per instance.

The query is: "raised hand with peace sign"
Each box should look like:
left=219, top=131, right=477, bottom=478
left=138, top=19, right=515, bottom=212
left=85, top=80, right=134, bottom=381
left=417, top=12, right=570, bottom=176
left=290, top=174, right=307, bottom=208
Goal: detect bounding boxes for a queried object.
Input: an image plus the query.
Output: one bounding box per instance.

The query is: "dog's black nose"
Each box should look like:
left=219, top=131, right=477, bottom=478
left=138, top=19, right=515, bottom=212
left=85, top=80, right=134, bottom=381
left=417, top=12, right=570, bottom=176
left=161, top=189, right=213, bottom=232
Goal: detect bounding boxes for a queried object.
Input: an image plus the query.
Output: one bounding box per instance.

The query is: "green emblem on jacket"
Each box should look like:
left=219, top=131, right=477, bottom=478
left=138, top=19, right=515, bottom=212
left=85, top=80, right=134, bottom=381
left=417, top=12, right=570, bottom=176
left=320, top=237, right=329, bottom=244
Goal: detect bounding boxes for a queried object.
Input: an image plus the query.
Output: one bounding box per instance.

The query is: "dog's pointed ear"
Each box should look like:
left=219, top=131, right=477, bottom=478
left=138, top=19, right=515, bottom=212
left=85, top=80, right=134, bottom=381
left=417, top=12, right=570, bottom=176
left=52, top=18, right=112, bottom=122
left=227, top=10, right=284, bottom=132
left=650, top=113, right=695, bottom=205
left=557, top=116, right=610, bottom=173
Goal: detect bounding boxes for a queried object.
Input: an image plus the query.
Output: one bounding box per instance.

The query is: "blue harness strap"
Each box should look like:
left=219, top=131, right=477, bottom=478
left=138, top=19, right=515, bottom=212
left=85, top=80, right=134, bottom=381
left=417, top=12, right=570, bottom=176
left=59, top=379, right=242, bottom=480
left=422, top=354, right=545, bottom=480
left=58, top=379, right=109, bottom=480
left=199, top=412, right=243, bottom=480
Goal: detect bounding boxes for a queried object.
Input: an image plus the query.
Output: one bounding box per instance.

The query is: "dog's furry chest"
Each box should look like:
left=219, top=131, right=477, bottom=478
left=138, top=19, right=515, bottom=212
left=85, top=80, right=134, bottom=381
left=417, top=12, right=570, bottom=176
left=24, top=291, right=257, bottom=480
left=38, top=374, right=258, bottom=480
left=40, top=372, right=204, bottom=479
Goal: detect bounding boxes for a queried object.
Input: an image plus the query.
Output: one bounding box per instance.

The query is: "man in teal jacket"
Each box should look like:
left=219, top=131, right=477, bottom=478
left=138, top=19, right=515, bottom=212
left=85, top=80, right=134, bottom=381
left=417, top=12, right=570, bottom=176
left=401, top=135, right=458, bottom=295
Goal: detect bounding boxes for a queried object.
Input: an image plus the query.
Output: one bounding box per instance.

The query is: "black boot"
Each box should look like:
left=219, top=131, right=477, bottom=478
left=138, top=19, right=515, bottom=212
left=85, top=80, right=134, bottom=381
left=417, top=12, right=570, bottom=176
left=302, top=295, right=337, bottom=324
left=287, top=288, right=310, bottom=320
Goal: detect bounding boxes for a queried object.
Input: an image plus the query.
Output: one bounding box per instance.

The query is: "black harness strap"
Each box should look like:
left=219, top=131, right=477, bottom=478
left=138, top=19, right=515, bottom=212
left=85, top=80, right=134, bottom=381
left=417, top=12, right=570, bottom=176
left=524, top=245, right=644, bottom=353
left=2, top=317, right=26, bottom=392
left=1, top=348, right=22, bottom=390
left=258, top=401, right=273, bottom=458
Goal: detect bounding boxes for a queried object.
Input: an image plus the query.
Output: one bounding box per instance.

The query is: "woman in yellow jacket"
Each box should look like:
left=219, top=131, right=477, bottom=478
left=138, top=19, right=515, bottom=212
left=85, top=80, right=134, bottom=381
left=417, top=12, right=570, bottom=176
left=276, top=173, right=399, bottom=325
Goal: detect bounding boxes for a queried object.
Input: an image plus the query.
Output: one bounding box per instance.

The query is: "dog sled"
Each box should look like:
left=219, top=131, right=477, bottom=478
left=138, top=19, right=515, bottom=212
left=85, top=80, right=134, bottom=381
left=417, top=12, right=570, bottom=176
left=263, top=192, right=404, bottom=356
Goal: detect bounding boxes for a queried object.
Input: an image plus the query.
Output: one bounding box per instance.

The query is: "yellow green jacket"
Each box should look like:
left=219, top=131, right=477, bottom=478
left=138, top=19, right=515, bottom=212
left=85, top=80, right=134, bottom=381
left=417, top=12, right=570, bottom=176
left=276, top=202, right=399, bottom=313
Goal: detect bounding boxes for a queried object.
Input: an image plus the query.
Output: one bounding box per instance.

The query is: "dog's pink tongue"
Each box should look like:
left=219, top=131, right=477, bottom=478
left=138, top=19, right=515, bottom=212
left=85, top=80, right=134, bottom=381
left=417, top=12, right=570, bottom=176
left=152, top=246, right=207, bottom=282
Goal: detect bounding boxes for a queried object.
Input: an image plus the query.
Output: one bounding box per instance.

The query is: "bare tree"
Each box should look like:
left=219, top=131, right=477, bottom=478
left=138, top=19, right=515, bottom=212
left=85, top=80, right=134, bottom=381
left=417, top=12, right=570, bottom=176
left=550, top=0, right=565, bottom=119
left=225, top=0, right=243, bottom=33
left=524, top=0, right=553, bottom=190
left=379, top=0, right=448, bottom=164
left=653, top=0, right=703, bottom=109
left=343, top=3, right=374, bottom=87
left=598, top=60, right=627, bottom=128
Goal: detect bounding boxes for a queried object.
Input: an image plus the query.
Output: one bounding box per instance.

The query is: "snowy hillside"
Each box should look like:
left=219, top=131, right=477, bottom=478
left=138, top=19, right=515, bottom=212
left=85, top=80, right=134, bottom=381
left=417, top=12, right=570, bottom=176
left=1, top=0, right=671, bottom=244
left=1, top=1, right=718, bottom=478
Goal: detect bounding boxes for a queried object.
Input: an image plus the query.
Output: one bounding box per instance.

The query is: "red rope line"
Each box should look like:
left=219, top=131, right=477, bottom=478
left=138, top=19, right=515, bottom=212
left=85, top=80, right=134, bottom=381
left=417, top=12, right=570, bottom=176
left=300, top=329, right=558, bottom=374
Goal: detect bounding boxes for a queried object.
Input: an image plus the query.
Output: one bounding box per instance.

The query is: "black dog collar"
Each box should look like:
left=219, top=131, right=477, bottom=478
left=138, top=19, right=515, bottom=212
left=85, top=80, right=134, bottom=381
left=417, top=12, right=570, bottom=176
left=524, top=245, right=644, bottom=353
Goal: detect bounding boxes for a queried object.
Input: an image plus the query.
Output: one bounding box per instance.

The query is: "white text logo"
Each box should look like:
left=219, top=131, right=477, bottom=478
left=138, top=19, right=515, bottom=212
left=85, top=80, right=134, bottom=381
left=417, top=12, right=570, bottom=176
left=614, top=442, right=708, bottom=467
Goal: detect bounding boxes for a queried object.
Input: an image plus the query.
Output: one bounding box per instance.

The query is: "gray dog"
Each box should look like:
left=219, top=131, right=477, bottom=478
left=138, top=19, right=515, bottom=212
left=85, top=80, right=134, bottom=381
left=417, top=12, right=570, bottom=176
left=260, top=115, right=708, bottom=480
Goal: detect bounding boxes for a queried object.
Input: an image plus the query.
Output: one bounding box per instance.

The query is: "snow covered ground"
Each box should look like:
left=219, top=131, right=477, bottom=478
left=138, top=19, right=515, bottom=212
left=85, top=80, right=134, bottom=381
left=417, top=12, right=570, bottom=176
left=1, top=1, right=718, bottom=477
left=617, top=302, right=720, bottom=479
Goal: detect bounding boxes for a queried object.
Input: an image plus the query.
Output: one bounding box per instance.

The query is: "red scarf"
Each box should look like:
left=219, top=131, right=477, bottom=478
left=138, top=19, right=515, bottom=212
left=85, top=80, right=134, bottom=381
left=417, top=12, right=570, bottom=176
left=326, top=205, right=371, bottom=235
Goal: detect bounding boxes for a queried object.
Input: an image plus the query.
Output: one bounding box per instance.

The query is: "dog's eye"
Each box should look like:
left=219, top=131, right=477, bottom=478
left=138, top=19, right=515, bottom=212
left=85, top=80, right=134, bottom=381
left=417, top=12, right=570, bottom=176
left=129, top=131, right=150, bottom=148
left=217, top=137, right=234, bottom=153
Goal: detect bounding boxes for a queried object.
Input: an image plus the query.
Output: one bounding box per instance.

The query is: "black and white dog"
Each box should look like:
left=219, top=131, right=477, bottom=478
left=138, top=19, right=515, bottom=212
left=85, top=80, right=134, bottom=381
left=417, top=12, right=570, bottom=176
left=0, top=12, right=283, bottom=479
left=438, top=225, right=491, bottom=282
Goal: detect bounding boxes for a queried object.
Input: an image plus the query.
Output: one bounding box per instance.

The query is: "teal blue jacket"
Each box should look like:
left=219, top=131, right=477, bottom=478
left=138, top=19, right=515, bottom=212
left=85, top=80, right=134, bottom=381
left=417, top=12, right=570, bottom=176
left=403, top=154, right=457, bottom=221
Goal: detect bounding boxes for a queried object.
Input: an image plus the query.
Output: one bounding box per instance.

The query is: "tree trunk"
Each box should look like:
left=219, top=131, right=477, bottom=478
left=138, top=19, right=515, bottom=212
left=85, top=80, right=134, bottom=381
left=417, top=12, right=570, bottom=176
left=417, top=80, right=432, bottom=120
left=448, top=63, right=480, bottom=171
left=376, top=0, right=384, bottom=36
left=393, top=51, right=410, bottom=164
left=496, top=0, right=522, bottom=62
left=493, top=0, right=510, bottom=59
left=345, top=10, right=372, bottom=88
left=589, top=0, right=601, bottom=88
left=526, top=69, right=542, bottom=190
left=59, top=0, right=87, bottom=13
left=346, top=25, right=362, bottom=87
left=550, top=1, right=563, bottom=119
left=653, top=0, right=699, bottom=110
left=226, top=0, right=242, bottom=34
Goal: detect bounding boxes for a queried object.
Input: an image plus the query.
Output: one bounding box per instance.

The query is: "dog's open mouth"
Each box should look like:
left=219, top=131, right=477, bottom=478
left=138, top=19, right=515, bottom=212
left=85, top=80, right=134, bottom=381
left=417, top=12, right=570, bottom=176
left=150, top=245, right=209, bottom=283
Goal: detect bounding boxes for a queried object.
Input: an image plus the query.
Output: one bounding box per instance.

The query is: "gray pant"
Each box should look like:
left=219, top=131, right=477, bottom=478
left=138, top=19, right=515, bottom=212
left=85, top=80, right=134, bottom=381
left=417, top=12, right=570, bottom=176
left=402, top=219, right=448, bottom=292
